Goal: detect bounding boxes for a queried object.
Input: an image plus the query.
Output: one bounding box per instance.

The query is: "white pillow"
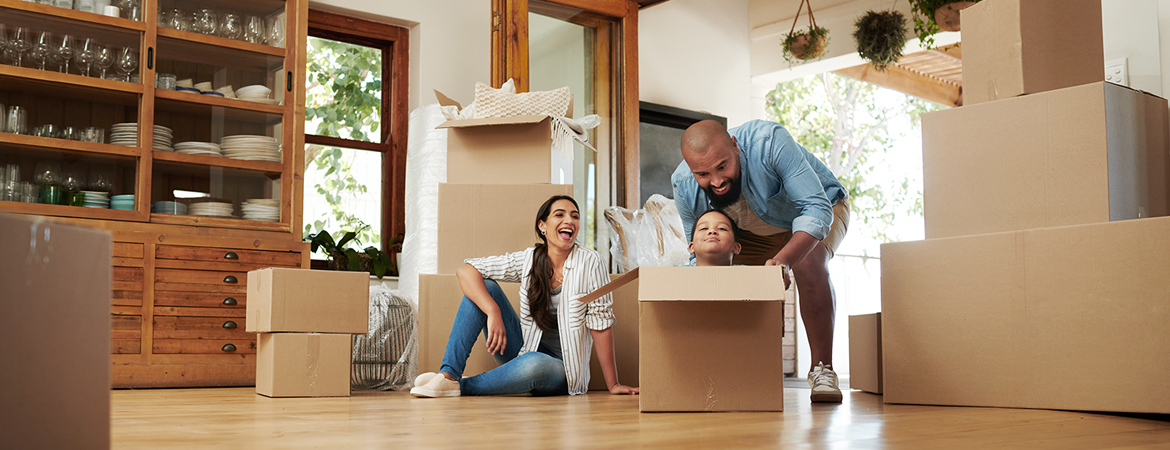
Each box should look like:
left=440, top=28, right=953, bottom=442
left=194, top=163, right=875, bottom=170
left=473, top=82, right=571, bottom=118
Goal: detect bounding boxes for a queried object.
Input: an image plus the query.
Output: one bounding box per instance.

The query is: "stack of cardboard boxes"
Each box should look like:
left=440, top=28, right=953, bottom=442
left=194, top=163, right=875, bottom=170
left=246, top=268, right=370, bottom=397
left=880, top=0, right=1170, bottom=413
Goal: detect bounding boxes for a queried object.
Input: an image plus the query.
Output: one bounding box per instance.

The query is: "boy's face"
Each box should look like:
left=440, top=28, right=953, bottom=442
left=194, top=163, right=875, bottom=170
left=689, top=211, right=741, bottom=265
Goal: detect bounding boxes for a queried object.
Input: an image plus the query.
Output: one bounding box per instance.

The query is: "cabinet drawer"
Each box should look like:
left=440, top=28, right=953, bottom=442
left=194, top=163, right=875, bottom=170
left=153, top=316, right=250, bottom=340
left=156, top=245, right=301, bottom=266
left=155, top=291, right=246, bottom=309
left=112, top=315, right=142, bottom=355
left=154, top=268, right=248, bottom=293
left=153, top=339, right=258, bottom=355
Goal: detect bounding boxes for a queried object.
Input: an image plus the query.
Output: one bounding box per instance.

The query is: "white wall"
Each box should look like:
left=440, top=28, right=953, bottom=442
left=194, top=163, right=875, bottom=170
left=1161, top=0, right=1170, bottom=98
left=309, top=0, right=491, bottom=111
left=639, top=0, right=753, bottom=127
left=1102, top=0, right=1163, bottom=95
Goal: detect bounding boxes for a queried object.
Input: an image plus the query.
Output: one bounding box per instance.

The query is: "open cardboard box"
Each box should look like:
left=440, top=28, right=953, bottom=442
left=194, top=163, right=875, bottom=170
left=435, top=89, right=587, bottom=185
left=584, top=266, right=789, bottom=412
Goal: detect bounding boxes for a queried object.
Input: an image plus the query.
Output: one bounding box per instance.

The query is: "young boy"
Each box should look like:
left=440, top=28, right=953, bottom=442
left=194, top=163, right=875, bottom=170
left=688, top=209, right=741, bottom=266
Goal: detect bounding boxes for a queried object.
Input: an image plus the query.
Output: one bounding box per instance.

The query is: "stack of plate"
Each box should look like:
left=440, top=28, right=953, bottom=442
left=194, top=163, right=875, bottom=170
left=82, top=190, right=109, bottom=208
left=220, top=135, right=281, bottom=163
left=188, top=200, right=234, bottom=218
left=109, top=123, right=174, bottom=151
left=110, top=194, right=135, bottom=211
left=241, top=198, right=279, bottom=222
left=153, top=200, right=188, bottom=215
left=174, top=141, right=223, bottom=157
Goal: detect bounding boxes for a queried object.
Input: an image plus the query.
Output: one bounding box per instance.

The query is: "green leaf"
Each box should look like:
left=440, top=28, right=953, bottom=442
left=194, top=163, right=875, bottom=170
left=343, top=248, right=361, bottom=271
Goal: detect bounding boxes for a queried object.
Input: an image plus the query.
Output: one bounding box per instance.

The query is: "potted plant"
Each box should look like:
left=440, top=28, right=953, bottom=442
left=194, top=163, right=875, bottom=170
left=307, top=229, right=396, bottom=279
left=854, top=9, right=909, bottom=71
left=783, top=0, right=830, bottom=64
left=910, top=0, right=980, bottom=48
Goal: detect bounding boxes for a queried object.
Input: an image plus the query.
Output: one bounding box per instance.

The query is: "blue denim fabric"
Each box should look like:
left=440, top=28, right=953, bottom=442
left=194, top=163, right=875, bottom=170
left=439, top=279, right=569, bottom=396
left=672, top=119, right=845, bottom=243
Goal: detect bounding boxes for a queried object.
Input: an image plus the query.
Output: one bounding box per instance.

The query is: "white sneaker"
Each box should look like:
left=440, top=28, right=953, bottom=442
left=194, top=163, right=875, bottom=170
left=413, top=372, right=438, bottom=388
left=807, top=362, right=843, bottom=403
left=410, top=373, right=461, bottom=398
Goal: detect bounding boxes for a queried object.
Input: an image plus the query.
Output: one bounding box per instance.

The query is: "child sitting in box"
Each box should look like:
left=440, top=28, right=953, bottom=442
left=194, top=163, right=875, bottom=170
left=687, top=209, right=742, bottom=266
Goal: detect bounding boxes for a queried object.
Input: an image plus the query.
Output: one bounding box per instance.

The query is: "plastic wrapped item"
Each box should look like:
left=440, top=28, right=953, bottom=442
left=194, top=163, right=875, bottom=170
left=398, top=103, right=448, bottom=309
left=604, top=194, right=690, bottom=272
left=351, top=286, right=417, bottom=391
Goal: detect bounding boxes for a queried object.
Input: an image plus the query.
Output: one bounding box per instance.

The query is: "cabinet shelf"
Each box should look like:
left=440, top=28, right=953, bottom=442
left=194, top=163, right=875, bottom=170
left=0, top=200, right=146, bottom=222
left=0, top=65, right=143, bottom=104
left=152, top=150, right=283, bottom=175
left=0, top=133, right=144, bottom=159
left=155, top=89, right=284, bottom=120
left=150, top=213, right=288, bottom=232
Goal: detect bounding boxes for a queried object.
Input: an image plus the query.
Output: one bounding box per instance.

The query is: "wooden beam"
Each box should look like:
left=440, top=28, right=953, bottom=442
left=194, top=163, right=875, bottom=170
left=834, top=63, right=963, bottom=108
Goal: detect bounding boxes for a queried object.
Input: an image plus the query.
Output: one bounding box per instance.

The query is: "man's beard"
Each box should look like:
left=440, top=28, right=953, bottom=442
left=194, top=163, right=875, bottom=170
left=704, top=176, right=742, bottom=209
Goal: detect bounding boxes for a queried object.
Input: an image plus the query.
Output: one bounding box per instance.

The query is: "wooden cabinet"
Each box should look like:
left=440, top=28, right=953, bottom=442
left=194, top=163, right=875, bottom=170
left=0, top=0, right=309, bottom=387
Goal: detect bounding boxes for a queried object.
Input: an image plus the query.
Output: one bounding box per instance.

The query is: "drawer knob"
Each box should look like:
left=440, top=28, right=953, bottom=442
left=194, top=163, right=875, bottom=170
left=224, top=251, right=238, bottom=260
left=223, top=275, right=238, bottom=284
left=222, top=321, right=238, bottom=329
left=221, top=344, right=237, bottom=352
left=222, top=297, right=238, bottom=306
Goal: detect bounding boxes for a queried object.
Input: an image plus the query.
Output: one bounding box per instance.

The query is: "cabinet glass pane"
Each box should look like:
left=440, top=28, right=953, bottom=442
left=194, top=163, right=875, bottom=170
left=0, top=147, right=137, bottom=208
left=1, top=8, right=143, bottom=81
left=151, top=163, right=279, bottom=222
left=158, top=0, right=286, bottom=48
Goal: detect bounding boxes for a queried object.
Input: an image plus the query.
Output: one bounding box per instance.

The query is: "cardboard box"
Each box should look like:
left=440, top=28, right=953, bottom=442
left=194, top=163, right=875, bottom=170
left=437, top=183, right=573, bottom=273
left=923, top=82, right=1170, bottom=239
left=848, top=313, right=882, bottom=394
left=419, top=273, right=641, bottom=390
left=0, top=214, right=110, bottom=450
left=881, top=217, right=1170, bottom=413
left=246, top=268, right=370, bottom=334
left=438, top=116, right=558, bottom=184
left=961, top=0, right=1104, bottom=105
left=256, top=333, right=352, bottom=397
left=638, top=266, right=788, bottom=412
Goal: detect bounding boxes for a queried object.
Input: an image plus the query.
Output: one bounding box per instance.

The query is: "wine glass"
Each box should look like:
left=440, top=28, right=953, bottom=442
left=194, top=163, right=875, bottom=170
left=10, top=27, right=34, bottom=68
left=27, top=31, right=53, bottom=71
left=193, top=9, right=217, bottom=35
left=52, top=34, right=73, bottom=74
left=94, top=46, right=115, bottom=79
left=219, top=13, right=242, bottom=40
left=0, top=23, right=9, bottom=65
left=114, top=46, right=137, bottom=82
left=243, top=15, right=264, bottom=44
left=74, top=38, right=97, bottom=77
left=266, top=16, right=284, bottom=47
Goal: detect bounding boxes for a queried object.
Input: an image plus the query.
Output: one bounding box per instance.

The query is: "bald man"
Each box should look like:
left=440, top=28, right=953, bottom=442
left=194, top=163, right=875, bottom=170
left=672, top=119, right=850, bottom=403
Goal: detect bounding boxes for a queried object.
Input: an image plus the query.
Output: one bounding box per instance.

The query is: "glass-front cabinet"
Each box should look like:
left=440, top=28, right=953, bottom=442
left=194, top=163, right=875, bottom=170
left=0, top=0, right=307, bottom=387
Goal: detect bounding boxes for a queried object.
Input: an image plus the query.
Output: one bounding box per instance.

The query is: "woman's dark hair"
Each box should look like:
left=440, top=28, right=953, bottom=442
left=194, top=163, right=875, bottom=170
left=527, top=195, right=579, bottom=332
left=692, top=209, right=740, bottom=242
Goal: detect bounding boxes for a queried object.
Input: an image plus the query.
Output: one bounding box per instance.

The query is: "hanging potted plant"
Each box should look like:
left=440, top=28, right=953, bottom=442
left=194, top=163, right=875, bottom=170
left=854, top=9, right=909, bottom=71
left=910, top=0, right=980, bottom=48
left=782, top=0, right=830, bottom=64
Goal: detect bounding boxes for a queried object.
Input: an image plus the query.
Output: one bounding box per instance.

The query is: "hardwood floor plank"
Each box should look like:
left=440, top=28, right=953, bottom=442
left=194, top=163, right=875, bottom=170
left=110, top=387, right=1170, bottom=449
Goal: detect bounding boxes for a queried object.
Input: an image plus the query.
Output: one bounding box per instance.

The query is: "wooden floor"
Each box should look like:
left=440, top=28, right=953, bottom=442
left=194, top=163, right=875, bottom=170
left=111, top=387, right=1170, bottom=449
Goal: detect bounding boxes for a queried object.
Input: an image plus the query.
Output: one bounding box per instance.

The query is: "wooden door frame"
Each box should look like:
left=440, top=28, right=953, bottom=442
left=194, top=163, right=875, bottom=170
left=491, top=0, right=640, bottom=209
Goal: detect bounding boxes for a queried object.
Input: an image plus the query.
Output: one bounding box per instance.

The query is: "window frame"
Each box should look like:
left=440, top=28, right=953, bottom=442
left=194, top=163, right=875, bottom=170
left=304, top=10, right=409, bottom=255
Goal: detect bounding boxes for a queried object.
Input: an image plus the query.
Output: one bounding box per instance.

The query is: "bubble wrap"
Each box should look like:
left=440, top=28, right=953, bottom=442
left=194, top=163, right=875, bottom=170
left=399, top=103, right=448, bottom=309
left=604, top=194, right=690, bottom=272
left=351, top=286, right=417, bottom=391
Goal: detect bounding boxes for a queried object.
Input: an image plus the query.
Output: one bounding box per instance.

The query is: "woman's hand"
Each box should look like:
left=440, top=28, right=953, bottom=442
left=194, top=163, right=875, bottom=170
left=609, top=384, right=639, bottom=395
left=485, top=312, right=507, bottom=355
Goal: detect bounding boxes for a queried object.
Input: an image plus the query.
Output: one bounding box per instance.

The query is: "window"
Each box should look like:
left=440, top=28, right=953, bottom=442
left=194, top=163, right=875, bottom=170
left=303, top=11, right=408, bottom=255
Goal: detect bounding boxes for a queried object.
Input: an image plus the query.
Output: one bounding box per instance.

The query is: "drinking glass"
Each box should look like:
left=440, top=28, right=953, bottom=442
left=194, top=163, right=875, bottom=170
left=193, top=9, right=217, bottom=35
left=267, top=16, right=285, bottom=48
left=94, top=45, right=114, bottom=79
left=0, top=23, right=9, bottom=65
left=0, top=102, right=6, bottom=133
left=27, top=31, right=53, bottom=71
left=115, top=46, right=137, bottom=82
left=243, top=16, right=264, bottom=44
left=53, top=34, right=74, bottom=73
left=168, top=9, right=190, bottom=32
left=7, top=106, right=27, bottom=135
left=10, top=27, right=34, bottom=68
left=34, top=161, right=62, bottom=186
left=83, top=126, right=104, bottom=143
left=74, top=38, right=97, bottom=77
left=74, top=0, right=97, bottom=13
left=88, top=170, right=112, bottom=192
left=219, top=13, right=242, bottom=40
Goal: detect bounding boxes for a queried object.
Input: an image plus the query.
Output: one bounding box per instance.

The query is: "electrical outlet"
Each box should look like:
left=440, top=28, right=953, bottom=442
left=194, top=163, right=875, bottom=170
left=1105, top=58, right=1128, bottom=87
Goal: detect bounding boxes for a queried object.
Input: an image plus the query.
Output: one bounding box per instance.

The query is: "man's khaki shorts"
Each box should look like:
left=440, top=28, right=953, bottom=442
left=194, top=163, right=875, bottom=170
left=731, top=199, right=850, bottom=266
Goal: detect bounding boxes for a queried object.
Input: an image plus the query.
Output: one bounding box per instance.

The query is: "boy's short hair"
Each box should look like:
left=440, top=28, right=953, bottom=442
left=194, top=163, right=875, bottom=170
left=692, top=209, right=740, bottom=242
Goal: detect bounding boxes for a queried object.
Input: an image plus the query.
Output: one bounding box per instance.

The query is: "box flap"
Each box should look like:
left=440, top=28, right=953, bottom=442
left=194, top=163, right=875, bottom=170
left=433, top=89, right=462, bottom=109
left=578, top=267, right=639, bottom=303
left=639, top=266, right=787, bottom=302
left=437, top=114, right=553, bottom=129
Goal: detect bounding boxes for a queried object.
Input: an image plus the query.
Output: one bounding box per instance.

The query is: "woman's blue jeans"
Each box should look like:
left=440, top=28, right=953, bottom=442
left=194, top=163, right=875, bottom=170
left=440, top=279, right=568, bottom=396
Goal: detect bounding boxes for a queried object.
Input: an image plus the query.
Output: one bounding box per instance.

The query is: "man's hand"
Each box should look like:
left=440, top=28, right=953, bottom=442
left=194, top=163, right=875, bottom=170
left=485, top=312, right=507, bottom=355
left=609, top=384, right=640, bottom=395
left=765, top=258, right=792, bottom=290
